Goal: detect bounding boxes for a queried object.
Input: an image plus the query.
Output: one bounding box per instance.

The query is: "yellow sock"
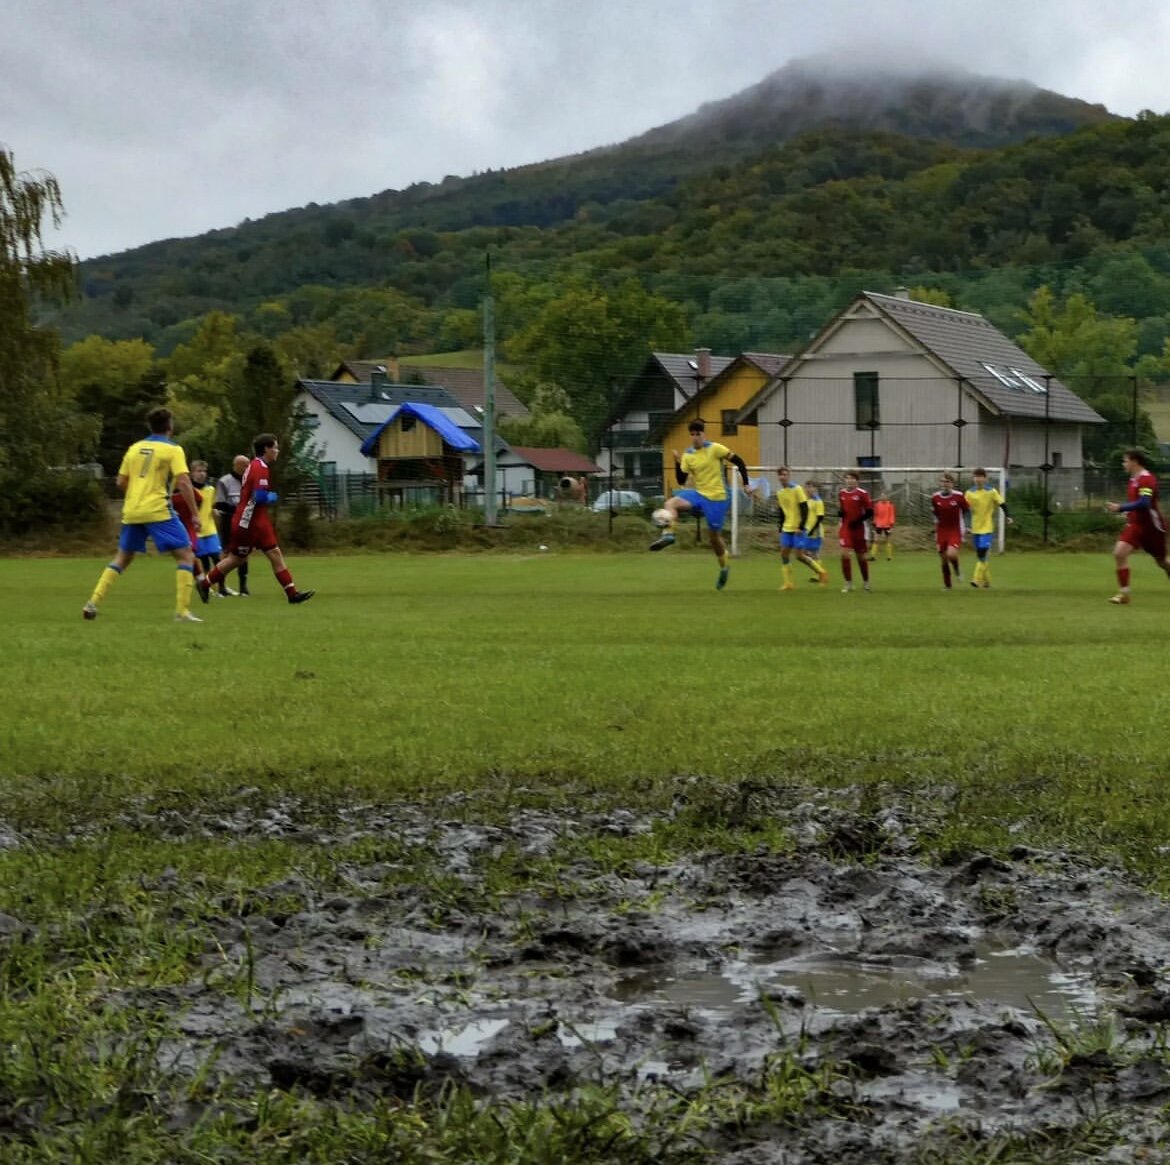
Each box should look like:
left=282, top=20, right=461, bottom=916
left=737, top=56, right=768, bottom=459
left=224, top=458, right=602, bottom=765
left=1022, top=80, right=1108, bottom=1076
left=176, top=567, right=194, bottom=615
left=782, top=563, right=793, bottom=586
left=809, top=557, right=826, bottom=575
left=981, top=561, right=990, bottom=585
left=887, top=543, right=893, bottom=559
left=718, top=551, right=729, bottom=568
left=90, top=565, right=121, bottom=606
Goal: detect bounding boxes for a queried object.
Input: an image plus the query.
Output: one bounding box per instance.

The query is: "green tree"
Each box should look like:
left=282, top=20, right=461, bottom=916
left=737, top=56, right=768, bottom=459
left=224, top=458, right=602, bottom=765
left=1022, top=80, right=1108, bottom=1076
left=0, top=147, right=85, bottom=476
left=497, top=382, right=586, bottom=451
left=510, top=279, right=690, bottom=447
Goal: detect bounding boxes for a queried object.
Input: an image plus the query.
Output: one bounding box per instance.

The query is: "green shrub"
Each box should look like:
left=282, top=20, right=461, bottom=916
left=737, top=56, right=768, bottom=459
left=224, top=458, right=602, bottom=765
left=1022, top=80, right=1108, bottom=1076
left=0, top=471, right=107, bottom=537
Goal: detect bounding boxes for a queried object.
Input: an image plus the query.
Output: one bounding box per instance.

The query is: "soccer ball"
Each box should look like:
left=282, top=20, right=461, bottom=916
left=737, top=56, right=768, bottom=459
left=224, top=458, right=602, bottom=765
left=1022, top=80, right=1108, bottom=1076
left=652, top=508, right=673, bottom=527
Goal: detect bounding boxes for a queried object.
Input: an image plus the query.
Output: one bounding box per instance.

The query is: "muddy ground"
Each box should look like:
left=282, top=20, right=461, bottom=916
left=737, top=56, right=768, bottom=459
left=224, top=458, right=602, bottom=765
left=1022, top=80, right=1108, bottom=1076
left=25, top=786, right=1170, bottom=1161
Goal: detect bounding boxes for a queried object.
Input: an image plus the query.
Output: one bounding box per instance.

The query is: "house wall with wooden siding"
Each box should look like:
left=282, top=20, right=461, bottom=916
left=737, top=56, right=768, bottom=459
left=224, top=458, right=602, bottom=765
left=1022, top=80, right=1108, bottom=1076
left=661, top=364, right=767, bottom=491
left=757, top=345, right=990, bottom=469
left=377, top=417, right=444, bottom=459
left=976, top=420, right=1085, bottom=469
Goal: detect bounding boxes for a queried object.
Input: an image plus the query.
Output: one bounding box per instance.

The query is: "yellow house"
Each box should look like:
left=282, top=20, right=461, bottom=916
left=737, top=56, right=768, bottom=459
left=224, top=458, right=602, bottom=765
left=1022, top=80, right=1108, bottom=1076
left=661, top=352, right=789, bottom=492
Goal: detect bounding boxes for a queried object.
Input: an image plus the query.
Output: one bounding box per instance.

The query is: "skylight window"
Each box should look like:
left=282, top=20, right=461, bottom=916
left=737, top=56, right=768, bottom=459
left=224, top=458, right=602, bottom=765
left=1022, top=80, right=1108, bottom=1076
left=1010, top=369, right=1048, bottom=394
left=980, top=362, right=1023, bottom=389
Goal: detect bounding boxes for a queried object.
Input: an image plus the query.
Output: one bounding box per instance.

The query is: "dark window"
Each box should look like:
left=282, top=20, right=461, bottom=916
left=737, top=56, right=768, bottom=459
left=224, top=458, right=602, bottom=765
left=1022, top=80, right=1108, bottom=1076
left=854, top=371, right=880, bottom=431
left=400, top=413, right=416, bottom=433
left=858, top=455, right=882, bottom=468
left=1052, top=451, right=1063, bottom=469
left=721, top=409, right=738, bottom=437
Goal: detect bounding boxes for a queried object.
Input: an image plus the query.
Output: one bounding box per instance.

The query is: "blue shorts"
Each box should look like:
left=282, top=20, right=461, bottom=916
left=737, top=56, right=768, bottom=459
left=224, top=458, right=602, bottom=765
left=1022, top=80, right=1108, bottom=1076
left=119, top=517, right=192, bottom=554
left=195, top=533, right=222, bottom=557
left=801, top=535, right=823, bottom=554
left=673, top=489, right=730, bottom=532
left=779, top=530, right=802, bottom=550
left=971, top=533, right=993, bottom=553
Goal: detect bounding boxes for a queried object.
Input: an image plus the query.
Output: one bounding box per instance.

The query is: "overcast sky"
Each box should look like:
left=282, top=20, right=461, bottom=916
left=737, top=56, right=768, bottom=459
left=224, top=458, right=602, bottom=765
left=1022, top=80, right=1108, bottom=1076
left=5, top=0, right=1170, bottom=260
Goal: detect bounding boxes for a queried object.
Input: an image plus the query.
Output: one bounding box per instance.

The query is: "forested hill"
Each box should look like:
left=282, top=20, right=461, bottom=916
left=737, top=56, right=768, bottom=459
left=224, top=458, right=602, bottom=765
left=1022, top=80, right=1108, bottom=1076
left=56, top=58, right=1128, bottom=348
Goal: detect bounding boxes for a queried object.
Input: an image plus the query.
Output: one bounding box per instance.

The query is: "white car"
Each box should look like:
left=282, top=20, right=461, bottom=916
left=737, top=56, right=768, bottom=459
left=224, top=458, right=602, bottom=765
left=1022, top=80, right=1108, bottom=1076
left=591, top=489, right=644, bottom=513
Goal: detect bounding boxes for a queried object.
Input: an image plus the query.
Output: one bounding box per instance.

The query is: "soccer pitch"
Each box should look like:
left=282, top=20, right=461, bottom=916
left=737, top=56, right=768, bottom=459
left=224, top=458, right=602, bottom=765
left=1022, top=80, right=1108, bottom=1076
left=3, top=548, right=1166, bottom=869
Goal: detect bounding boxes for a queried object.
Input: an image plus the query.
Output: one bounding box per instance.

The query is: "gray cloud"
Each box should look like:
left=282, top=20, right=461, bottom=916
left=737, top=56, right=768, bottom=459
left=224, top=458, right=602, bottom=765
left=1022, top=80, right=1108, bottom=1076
left=3, top=0, right=1169, bottom=259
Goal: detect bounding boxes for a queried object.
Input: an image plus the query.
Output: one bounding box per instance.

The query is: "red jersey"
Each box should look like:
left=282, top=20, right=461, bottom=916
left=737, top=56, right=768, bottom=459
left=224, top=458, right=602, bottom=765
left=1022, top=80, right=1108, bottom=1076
left=170, top=489, right=199, bottom=546
left=1125, top=470, right=1165, bottom=532
left=838, top=487, right=872, bottom=529
left=931, top=490, right=969, bottom=533
left=235, top=456, right=275, bottom=533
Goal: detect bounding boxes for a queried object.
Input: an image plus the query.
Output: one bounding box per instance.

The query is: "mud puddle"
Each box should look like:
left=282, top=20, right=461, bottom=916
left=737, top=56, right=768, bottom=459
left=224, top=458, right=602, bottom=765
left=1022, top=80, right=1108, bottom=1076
left=108, top=789, right=1170, bottom=1161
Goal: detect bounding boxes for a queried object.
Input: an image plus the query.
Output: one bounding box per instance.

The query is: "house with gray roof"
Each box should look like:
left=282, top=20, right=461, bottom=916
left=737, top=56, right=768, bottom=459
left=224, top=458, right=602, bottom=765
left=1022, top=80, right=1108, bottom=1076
left=603, top=349, right=737, bottom=491
left=736, top=290, right=1105, bottom=471
left=294, top=376, right=481, bottom=475
left=329, top=359, right=529, bottom=420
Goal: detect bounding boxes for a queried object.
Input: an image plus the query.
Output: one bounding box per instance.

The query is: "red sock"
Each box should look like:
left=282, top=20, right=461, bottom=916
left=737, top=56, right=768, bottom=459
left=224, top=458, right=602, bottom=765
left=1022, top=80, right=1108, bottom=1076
left=1118, top=566, right=1131, bottom=589
left=206, top=565, right=222, bottom=586
left=858, top=556, right=869, bottom=583
left=276, top=567, right=295, bottom=594
left=942, top=559, right=951, bottom=587
left=841, top=557, right=852, bottom=582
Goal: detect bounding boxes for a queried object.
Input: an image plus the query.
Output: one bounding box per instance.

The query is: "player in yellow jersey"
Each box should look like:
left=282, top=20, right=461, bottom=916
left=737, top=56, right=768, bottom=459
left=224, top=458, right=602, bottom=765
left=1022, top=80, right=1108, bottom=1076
left=800, top=480, right=831, bottom=586
left=649, top=419, right=750, bottom=590
left=189, top=460, right=236, bottom=596
left=82, top=407, right=204, bottom=623
left=775, top=467, right=829, bottom=589
left=964, top=468, right=1011, bottom=589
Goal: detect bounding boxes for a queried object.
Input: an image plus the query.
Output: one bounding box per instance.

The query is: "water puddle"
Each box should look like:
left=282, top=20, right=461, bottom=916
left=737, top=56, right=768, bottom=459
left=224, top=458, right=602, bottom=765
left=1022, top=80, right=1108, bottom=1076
left=616, top=944, right=1103, bottom=1019
left=416, top=1017, right=509, bottom=1056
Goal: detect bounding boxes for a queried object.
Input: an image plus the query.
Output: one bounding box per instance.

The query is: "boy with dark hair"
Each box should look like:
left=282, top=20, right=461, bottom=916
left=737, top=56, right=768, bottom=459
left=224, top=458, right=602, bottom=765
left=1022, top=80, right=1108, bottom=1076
left=931, top=473, right=970, bottom=591
left=1105, top=448, right=1170, bottom=604
left=837, top=471, right=873, bottom=593
left=199, top=434, right=315, bottom=605
left=649, top=419, right=750, bottom=590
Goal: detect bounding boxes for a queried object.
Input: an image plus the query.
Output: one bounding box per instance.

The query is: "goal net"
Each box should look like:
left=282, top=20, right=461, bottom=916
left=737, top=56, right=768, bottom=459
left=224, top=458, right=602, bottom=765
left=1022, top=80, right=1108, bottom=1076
left=729, top=467, right=1008, bottom=558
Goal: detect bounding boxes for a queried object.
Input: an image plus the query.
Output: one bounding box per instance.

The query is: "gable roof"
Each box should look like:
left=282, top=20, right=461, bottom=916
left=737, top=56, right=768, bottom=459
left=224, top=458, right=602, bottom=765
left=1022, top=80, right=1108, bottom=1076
left=297, top=379, right=469, bottom=440
left=359, top=403, right=482, bottom=457
left=506, top=446, right=603, bottom=474
left=673, top=350, right=792, bottom=420
left=858, top=293, right=1103, bottom=424
left=737, top=294, right=1104, bottom=425
left=399, top=364, right=530, bottom=420
left=651, top=351, right=737, bottom=398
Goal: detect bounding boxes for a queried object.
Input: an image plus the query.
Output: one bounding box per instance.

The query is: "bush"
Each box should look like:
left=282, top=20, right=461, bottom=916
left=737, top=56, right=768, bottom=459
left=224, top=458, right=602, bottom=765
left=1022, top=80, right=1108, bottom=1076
left=0, top=471, right=107, bottom=537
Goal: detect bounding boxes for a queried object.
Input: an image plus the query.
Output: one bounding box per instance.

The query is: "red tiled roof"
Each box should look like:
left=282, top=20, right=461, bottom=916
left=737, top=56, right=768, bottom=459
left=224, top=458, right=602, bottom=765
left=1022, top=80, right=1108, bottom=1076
left=508, top=446, right=603, bottom=474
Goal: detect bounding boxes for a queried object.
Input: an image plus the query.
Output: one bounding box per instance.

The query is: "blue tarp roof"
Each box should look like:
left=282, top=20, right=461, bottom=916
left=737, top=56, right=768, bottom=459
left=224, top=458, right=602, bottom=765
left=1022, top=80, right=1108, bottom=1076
left=359, top=402, right=482, bottom=457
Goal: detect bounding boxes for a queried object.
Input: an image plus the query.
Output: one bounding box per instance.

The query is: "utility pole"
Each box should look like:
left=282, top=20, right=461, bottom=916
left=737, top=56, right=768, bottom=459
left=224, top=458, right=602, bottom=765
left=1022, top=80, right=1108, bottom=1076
left=483, top=251, right=497, bottom=524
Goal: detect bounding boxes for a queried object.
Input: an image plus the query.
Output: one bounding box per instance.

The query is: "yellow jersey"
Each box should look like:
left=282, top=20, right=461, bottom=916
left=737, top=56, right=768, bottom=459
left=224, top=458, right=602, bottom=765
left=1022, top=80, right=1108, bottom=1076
left=805, top=495, right=825, bottom=537
left=679, top=440, right=732, bottom=501
left=776, top=483, right=808, bottom=532
left=194, top=484, right=217, bottom=537
left=965, top=485, right=1004, bottom=535
left=117, top=436, right=190, bottom=524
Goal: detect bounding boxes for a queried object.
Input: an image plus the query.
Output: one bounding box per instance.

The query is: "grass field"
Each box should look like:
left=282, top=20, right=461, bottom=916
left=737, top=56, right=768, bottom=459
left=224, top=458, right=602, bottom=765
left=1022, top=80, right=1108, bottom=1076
left=4, top=548, right=1170, bottom=1161
left=3, top=548, right=1168, bottom=863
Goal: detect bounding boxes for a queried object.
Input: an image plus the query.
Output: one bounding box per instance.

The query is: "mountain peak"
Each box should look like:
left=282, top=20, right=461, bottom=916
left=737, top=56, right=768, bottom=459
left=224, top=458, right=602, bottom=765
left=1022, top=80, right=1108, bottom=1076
left=632, top=53, right=1118, bottom=151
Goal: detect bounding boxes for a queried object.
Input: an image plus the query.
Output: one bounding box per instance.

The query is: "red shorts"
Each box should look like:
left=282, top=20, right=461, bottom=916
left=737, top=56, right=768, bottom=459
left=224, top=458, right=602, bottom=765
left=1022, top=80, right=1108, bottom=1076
left=230, top=513, right=277, bottom=555
left=936, top=531, right=963, bottom=552
left=1120, top=524, right=1167, bottom=560
left=838, top=529, right=867, bottom=555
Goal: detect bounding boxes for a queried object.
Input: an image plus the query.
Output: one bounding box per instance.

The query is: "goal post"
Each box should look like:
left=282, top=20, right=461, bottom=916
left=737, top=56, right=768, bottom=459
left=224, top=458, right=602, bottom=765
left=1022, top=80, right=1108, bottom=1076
left=730, top=467, right=1008, bottom=558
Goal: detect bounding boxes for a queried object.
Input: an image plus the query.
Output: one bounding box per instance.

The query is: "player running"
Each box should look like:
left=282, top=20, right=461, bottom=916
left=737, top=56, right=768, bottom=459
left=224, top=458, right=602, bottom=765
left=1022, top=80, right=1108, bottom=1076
left=1105, top=448, right=1170, bottom=605
left=931, top=473, right=970, bottom=590
left=837, top=471, right=873, bottom=593
left=82, top=406, right=203, bottom=623
left=198, top=434, right=315, bottom=606
left=649, top=418, right=750, bottom=591
left=965, top=469, right=1011, bottom=589
left=775, top=467, right=827, bottom=589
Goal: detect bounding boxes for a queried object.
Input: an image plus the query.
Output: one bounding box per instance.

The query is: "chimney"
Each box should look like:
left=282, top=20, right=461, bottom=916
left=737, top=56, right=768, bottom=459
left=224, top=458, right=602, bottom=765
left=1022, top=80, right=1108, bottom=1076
left=694, top=347, right=712, bottom=380
left=370, top=366, right=388, bottom=400
left=894, top=286, right=910, bottom=300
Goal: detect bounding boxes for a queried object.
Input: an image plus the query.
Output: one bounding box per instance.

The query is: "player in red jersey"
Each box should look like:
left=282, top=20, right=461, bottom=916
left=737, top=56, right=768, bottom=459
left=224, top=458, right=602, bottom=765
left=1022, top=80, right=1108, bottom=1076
left=1105, top=448, right=1170, bottom=605
left=837, top=471, right=873, bottom=593
left=198, top=433, right=315, bottom=606
left=931, top=473, right=970, bottom=590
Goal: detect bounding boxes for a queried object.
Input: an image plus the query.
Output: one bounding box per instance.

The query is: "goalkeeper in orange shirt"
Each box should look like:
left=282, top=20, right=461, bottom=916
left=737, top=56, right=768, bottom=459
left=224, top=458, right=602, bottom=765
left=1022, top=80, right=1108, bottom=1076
left=871, top=494, right=896, bottom=560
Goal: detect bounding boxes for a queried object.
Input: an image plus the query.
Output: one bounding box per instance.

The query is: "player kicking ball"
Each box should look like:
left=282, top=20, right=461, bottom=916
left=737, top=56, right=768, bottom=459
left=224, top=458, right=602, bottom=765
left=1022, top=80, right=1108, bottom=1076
left=648, top=419, right=751, bottom=590
left=931, top=473, right=969, bottom=590
left=1105, top=448, right=1170, bottom=604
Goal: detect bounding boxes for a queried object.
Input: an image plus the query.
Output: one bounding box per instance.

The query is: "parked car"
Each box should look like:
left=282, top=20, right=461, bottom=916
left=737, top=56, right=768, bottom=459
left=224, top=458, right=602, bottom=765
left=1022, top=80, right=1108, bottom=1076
left=591, top=489, right=644, bottom=513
